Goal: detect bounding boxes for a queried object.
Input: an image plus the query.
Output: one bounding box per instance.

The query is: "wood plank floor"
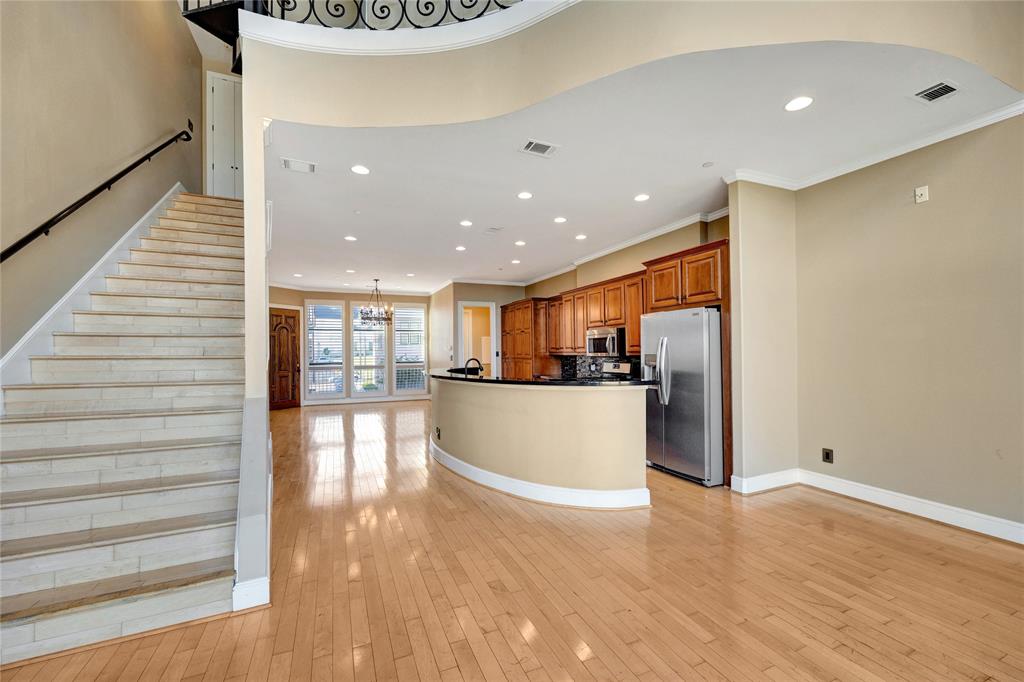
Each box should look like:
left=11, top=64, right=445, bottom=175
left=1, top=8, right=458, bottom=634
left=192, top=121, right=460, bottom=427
left=5, top=400, right=1022, bottom=680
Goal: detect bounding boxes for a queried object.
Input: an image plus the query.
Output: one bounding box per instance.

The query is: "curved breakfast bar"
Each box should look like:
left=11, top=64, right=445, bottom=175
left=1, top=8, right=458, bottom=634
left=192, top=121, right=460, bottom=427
left=430, top=373, right=656, bottom=509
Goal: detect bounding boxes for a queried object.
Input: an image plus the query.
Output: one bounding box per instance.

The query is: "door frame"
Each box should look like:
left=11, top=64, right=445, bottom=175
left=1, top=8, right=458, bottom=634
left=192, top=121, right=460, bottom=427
left=269, top=305, right=303, bottom=409
left=205, top=71, right=242, bottom=196
left=455, top=301, right=498, bottom=377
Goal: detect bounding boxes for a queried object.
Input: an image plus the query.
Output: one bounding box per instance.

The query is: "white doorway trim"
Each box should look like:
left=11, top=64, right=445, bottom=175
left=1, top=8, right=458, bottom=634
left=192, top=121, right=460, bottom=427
left=205, top=71, right=242, bottom=196
left=455, top=301, right=498, bottom=378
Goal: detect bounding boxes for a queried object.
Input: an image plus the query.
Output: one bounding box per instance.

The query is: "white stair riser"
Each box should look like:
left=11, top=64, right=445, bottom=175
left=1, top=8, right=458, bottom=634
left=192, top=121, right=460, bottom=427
left=105, top=277, right=243, bottom=298
left=118, top=262, right=243, bottom=282
left=1, top=484, right=239, bottom=540
left=156, top=217, right=243, bottom=236
left=73, top=312, right=243, bottom=334
left=164, top=209, right=243, bottom=226
left=53, top=334, right=243, bottom=356
left=171, top=201, right=243, bottom=219
left=130, top=249, right=243, bottom=269
left=176, top=194, right=243, bottom=209
left=89, top=293, right=243, bottom=315
left=30, top=357, right=243, bottom=385
left=0, top=577, right=234, bottom=664
left=3, top=383, right=243, bottom=415
left=138, top=238, right=243, bottom=258
left=1, top=526, right=236, bottom=596
left=0, top=411, right=242, bottom=450
left=148, top=227, right=243, bottom=247
left=2, top=447, right=241, bottom=491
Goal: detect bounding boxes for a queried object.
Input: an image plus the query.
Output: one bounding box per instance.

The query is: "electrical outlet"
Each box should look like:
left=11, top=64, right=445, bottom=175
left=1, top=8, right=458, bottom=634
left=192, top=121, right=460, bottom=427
left=914, top=185, right=929, bottom=203
left=822, top=448, right=834, bottom=464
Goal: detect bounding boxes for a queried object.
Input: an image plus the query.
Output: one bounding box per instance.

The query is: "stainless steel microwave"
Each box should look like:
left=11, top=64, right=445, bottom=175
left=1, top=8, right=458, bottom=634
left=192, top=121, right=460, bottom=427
left=585, top=327, right=626, bottom=357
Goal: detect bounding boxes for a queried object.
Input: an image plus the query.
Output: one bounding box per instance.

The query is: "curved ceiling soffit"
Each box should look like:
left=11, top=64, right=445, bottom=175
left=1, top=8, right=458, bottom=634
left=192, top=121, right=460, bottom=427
left=238, top=0, right=579, bottom=56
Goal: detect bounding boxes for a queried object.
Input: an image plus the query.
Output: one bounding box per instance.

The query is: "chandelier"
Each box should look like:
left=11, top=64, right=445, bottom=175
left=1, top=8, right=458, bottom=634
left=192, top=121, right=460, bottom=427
left=360, top=278, right=393, bottom=326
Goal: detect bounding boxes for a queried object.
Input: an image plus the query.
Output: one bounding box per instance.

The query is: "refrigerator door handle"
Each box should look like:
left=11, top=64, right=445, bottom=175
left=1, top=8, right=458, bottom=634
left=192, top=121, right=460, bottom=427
left=657, top=336, right=671, bottom=406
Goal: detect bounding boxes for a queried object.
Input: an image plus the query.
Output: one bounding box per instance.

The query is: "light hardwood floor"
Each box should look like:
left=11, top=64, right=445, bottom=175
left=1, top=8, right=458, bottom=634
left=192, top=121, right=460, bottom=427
left=4, top=400, right=1022, bottom=680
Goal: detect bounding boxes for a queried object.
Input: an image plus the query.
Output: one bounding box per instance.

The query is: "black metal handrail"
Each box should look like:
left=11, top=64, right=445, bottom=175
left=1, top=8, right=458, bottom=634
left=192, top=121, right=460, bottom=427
left=1, top=128, right=193, bottom=263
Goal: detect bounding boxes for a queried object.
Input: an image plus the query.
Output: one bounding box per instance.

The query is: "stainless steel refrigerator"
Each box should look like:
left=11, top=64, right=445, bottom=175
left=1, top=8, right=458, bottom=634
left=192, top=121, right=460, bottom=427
left=641, top=307, right=724, bottom=486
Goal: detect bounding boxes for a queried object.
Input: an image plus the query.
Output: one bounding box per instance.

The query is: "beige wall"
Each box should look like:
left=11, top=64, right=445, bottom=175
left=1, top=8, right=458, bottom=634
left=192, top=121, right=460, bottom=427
left=728, top=181, right=799, bottom=479
left=1, top=0, right=202, bottom=354
left=794, top=117, right=1023, bottom=521
left=452, top=282, right=525, bottom=308
left=269, top=286, right=429, bottom=309
left=428, top=284, right=454, bottom=370
left=525, top=270, right=577, bottom=299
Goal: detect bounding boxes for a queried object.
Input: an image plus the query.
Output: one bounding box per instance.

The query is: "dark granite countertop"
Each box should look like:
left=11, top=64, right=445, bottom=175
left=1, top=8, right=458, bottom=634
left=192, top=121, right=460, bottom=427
left=430, top=372, right=657, bottom=387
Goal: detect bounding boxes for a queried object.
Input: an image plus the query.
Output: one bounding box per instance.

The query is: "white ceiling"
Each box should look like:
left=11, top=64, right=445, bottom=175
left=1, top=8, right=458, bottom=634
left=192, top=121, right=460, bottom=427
left=265, top=41, right=1022, bottom=295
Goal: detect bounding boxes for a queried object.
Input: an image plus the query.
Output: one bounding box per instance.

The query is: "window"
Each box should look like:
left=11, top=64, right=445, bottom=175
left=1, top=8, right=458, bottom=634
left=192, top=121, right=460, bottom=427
left=351, top=305, right=387, bottom=395
left=394, top=305, right=426, bottom=393
left=307, top=303, right=345, bottom=397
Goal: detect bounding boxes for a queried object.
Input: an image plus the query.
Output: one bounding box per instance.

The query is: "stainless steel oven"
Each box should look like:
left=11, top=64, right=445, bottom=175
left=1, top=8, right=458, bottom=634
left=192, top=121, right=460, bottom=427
left=585, top=327, right=626, bottom=357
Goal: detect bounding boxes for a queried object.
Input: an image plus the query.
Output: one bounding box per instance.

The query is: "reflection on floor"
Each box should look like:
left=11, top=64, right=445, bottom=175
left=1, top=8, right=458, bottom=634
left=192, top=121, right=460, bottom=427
left=6, top=400, right=1022, bottom=680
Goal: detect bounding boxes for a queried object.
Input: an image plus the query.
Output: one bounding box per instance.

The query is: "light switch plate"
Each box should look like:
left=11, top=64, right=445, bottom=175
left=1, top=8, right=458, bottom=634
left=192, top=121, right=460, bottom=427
left=915, top=185, right=929, bottom=203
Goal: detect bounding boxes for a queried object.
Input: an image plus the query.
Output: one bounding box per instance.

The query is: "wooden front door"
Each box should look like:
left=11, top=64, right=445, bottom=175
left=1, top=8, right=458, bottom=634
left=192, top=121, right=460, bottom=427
left=269, top=307, right=301, bottom=410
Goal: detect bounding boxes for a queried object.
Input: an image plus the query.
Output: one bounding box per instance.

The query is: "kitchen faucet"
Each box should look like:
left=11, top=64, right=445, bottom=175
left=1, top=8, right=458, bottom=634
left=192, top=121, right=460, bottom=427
left=465, top=357, right=483, bottom=377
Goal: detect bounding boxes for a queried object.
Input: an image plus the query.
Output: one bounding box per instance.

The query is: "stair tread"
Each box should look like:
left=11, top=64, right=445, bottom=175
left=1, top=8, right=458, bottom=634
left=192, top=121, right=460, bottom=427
left=1, top=510, right=237, bottom=560
left=74, top=309, right=244, bottom=318
left=179, top=192, right=243, bottom=204
left=140, top=236, right=243, bottom=250
left=0, top=470, right=240, bottom=508
left=4, top=379, right=243, bottom=389
left=0, top=556, right=235, bottom=622
left=130, top=247, right=244, bottom=261
left=52, top=332, right=244, bottom=338
left=171, top=204, right=244, bottom=218
left=158, top=218, right=245, bottom=231
left=117, top=260, right=244, bottom=273
left=162, top=215, right=244, bottom=229
left=31, top=354, right=243, bottom=360
left=91, top=291, right=244, bottom=302
left=106, top=274, right=243, bottom=286
left=0, top=406, right=241, bottom=424
left=148, top=226, right=243, bottom=238
left=0, top=435, right=242, bottom=463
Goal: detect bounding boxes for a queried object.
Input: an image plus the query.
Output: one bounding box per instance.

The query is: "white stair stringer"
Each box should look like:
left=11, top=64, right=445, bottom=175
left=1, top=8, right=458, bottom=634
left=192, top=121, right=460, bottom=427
left=0, top=193, right=246, bottom=664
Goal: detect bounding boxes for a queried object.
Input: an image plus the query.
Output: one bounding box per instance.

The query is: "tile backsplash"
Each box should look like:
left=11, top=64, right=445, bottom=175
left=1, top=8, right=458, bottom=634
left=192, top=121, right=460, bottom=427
left=560, top=355, right=640, bottom=379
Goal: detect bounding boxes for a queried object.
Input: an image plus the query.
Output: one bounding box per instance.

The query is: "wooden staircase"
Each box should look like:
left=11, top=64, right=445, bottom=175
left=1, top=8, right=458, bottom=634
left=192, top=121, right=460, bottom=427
left=0, top=193, right=246, bottom=664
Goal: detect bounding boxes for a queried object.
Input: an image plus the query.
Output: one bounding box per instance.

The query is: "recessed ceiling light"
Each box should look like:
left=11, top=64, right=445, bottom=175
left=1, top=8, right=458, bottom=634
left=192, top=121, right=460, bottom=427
left=406, top=273, right=415, bottom=277
left=634, top=194, right=650, bottom=202
left=554, top=216, right=567, bottom=223
left=292, top=273, right=303, bottom=277
left=575, top=234, right=587, bottom=240
left=514, top=240, right=526, bottom=246
left=343, top=283, right=351, bottom=286
left=455, top=245, right=466, bottom=251
left=459, top=220, right=473, bottom=227
left=702, top=161, right=714, bottom=168
left=511, top=259, right=521, bottom=264
left=344, top=235, right=357, bottom=241
left=784, top=96, right=814, bottom=112
left=517, top=191, right=533, bottom=200
left=345, top=269, right=356, bottom=273
left=350, top=165, right=370, bottom=175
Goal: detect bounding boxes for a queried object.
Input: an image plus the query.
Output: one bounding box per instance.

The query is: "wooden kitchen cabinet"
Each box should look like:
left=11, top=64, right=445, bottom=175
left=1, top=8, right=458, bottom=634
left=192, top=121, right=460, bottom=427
left=547, top=299, right=561, bottom=354
left=586, top=288, right=605, bottom=328
left=603, top=282, right=625, bottom=326
left=681, top=248, right=722, bottom=304
left=573, top=292, right=586, bottom=353
left=648, top=259, right=682, bottom=310
left=623, top=276, right=643, bottom=355
left=561, top=295, right=574, bottom=353
left=499, top=298, right=560, bottom=379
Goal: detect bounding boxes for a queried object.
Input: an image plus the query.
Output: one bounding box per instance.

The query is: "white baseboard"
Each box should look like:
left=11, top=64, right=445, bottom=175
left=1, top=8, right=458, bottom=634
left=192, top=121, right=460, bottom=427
left=730, top=468, right=800, bottom=494
left=0, top=182, right=186, bottom=390
left=430, top=439, right=650, bottom=509
left=232, top=577, right=270, bottom=611
left=732, top=468, right=1023, bottom=544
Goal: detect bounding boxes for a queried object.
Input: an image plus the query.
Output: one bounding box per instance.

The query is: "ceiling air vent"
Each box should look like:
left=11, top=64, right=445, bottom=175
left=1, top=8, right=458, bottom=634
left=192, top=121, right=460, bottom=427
left=915, top=82, right=958, bottom=102
left=520, top=139, right=559, bottom=158
left=281, top=157, right=316, bottom=173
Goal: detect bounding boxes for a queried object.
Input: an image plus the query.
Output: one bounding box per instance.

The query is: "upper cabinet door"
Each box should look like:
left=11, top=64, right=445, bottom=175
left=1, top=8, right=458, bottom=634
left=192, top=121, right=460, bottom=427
left=561, top=296, right=574, bottom=353
left=586, top=289, right=605, bottom=328
left=573, top=293, right=587, bottom=352
left=682, top=249, right=722, bottom=304
left=603, top=282, right=625, bottom=326
left=547, top=300, right=560, bottom=354
left=623, top=277, right=643, bottom=355
left=648, top=259, right=682, bottom=310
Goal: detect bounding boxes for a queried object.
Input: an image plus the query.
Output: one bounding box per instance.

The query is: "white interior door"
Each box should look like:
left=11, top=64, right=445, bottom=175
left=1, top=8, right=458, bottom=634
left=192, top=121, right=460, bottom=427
left=209, top=74, right=243, bottom=199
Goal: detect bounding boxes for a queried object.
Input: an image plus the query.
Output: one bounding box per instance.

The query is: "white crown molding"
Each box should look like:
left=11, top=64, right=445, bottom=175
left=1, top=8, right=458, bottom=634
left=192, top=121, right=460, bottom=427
left=452, top=278, right=527, bottom=287
left=269, top=280, right=430, bottom=296
left=238, top=0, right=578, bottom=56
left=731, top=468, right=1023, bottom=544
left=430, top=440, right=650, bottom=509
left=706, top=206, right=730, bottom=221
left=724, top=99, right=1024, bottom=191
left=429, top=279, right=454, bottom=295
left=571, top=211, right=710, bottom=267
